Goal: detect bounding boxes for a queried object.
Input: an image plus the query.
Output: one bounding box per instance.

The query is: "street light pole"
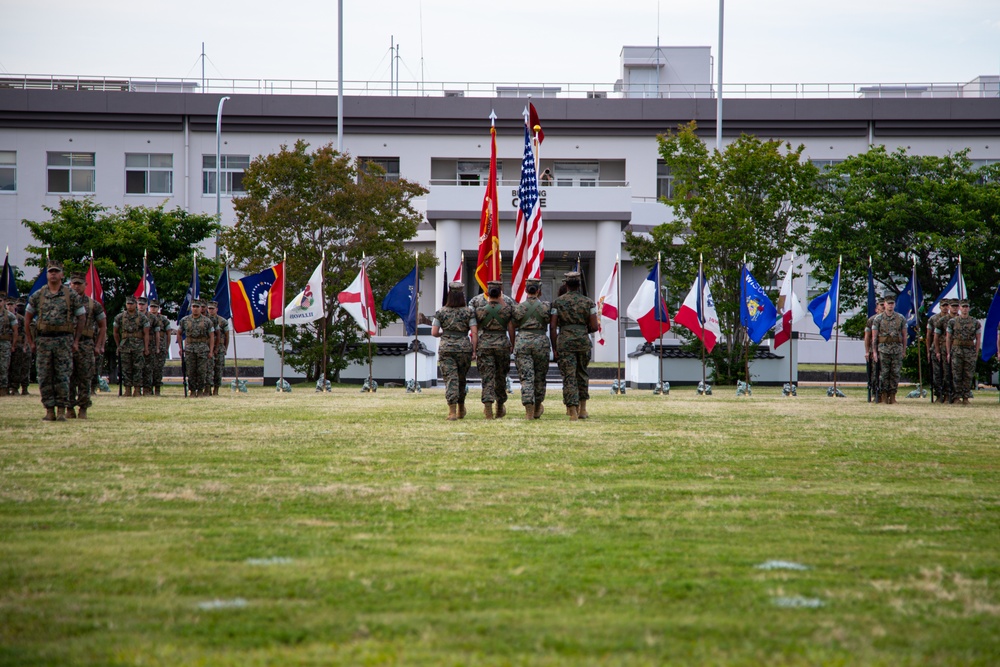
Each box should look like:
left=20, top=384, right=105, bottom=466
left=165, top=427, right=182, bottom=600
left=215, top=95, right=231, bottom=261
left=716, top=0, right=725, bottom=152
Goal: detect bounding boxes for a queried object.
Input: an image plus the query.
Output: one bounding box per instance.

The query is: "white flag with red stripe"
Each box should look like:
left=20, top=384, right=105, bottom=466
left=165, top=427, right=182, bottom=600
left=511, top=117, right=543, bottom=303
left=596, top=261, right=619, bottom=345
left=774, top=264, right=806, bottom=348
left=337, top=263, right=377, bottom=336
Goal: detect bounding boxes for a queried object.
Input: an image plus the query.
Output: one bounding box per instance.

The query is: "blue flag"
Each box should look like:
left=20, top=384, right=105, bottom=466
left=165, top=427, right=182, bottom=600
left=867, top=264, right=876, bottom=318
left=382, top=266, right=418, bottom=336
left=1, top=253, right=19, bottom=298
left=134, top=264, right=158, bottom=301
left=739, top=265, right=778, bottom=344
left=894, top=266, right=923, bottom=344
left=177, top=259, right=201, bottom=324
left=27, top=268, right=47, bottom=297
left=982, top=284, right=1000, bottom=362
left=213, top=266, right=232, bottom=320
left=927, top=265, right=966, bottom=315
left=808, top=264, right=841, bottom=341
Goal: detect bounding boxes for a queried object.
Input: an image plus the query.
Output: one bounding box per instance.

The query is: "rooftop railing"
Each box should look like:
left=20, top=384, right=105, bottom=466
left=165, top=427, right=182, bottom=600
left=1, top=75, right=997, bottom=99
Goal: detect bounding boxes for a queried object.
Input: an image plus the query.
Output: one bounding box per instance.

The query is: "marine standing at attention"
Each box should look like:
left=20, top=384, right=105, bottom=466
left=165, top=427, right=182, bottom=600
left=432, top=282, right=477, bottom=421
left=871, top=293, right=907, bottom=404
left=114, top=296, right=150, bottom=397
left=68, top=272, right=106, bottom=418
left=24, top=261, right=86, bottom=421
left=512, top=277, right=551, bottom=419
left=946, top=299, right=981, bottom=406
left=0, top=296, right=19, bottom=396
left=177, top=299, right=215, bottom=397
left=474, top=280, right=514, bottom=420
left=550, top=271, right=598, bottom=421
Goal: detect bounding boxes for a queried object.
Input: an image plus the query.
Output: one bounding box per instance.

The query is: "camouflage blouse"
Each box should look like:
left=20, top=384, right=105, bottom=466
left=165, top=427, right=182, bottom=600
left=433, top=306, right=475, bottom=354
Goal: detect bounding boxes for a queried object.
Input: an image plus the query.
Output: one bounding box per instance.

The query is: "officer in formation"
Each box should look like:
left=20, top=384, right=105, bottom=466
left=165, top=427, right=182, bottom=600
left=206, top=300, right=229, bottom=395
left=928, top=298, right=952, bottom=403
left=23, top=261, right=86, bottom=421
left=148, top=300, right=170, bottom=395
left=67, top=272, right=106, bottom=418
left=474, top=280, right=514, bottom=420
left=933, top=299, right=960, bottom=403
left=946, top=299, right=981, bottom=405
left=9, top=297, right=30, bottom=395
left=871, top=293, right=907, bottom=404
left=864, top=297, right=884, bottom=402
left=432, top=282, right=477, bottom=420
left=176, top=299, right=216, bottom=397
left=0, top=295, right=20, bottom=395
left=136, top=297, right=160, bottom=396
left=550, top=271, right=598, bottom=420
left=113, top=296, right=150, bottom=397
left=512, top=277, right=551, bottom=419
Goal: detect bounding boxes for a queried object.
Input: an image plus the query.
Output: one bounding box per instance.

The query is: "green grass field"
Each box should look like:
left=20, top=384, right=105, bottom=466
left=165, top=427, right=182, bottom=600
left=1, top=385, right=998, bottom=666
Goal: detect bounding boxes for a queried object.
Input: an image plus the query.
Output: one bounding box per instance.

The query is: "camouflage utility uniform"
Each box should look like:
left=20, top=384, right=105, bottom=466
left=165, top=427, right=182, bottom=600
left=139, top=306, right=159, bottom=395
left=551, top=290, right=597, bottom=410
left=928, top=307, right=948, bottom=402
left=10, top=304, right=28, bottom=394
left=27, top=286, right=85, bottom=410
left=864, top=310, right=881, bottom=401
left=935, top=305, right=958, bottom=402
left=178, top=313, right=215, bottom=394
left=71, top=296, right=105, bottom=410
left=513, top=296, right=550, bottom=413
left=872, top=309, right=906, bottom=401
left=948, top=312, right=981, bottom=401
left=475, top=299, right=513, bottom=413
left=153, top=311, right=170, bottom=392
left=433, top=306, right=475, bottom=406
left=0, top=304, right=17, bottom=394
left=212, top=316, right=228, bottom=390
left=114, top=309, right=149, bottom=390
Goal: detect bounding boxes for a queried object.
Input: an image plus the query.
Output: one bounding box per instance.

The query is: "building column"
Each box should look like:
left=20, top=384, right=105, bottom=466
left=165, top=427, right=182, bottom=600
left=593, top=220, right=622, bottom=363
left=434, top=219, right=462, bottom=308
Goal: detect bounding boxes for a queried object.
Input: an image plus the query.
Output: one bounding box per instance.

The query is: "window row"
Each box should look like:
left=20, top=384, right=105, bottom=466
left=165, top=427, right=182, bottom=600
left=0, top=151, right=251, bottom=196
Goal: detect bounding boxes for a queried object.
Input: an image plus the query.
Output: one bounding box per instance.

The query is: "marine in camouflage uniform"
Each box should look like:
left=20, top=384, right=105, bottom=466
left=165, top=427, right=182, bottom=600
left=207, top=301, right=228, bottom=395
left=137, top=297, right=158, bottom=396
left=864, top=298, right=884, bottom=403
left=433, top=282, right=477, bottom=420
left=474, top=280, right=514, bottom=419
left=946, top=299, right=981, bottom=405
left=935, top=300, right=960, bottom=403
left=68, top=273, right=106, bottom=418
left=550, top=271, right=598, bottom=420
left=24, top=262, right=87, bottom=421
left=10, top=299, right=29, bottom=394
left=871, top=294, right=907, bottom=404
left=0, top=296, right=19, bottom=396
left=177, top=300, right=215, bottom=397
left=928, top=299, right=951, bottom=403
left=113, top=296, right=150, bottom=396
left=513, top=278, right=551, bottom=419
left=149, top=300, right=170, bottom=395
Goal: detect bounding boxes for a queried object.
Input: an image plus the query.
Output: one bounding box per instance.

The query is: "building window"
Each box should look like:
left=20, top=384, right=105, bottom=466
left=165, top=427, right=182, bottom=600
left=455, top=160, right=502, bottom=186
left=656, top=160, right=674, bottom=199
left=358, top=157, right=400, bottom=182
left=202, top=155, right=249, bottom=195
left=553, top=161, right=599, bottom=187
left=47, top=152, right=95, bottom=194
left=126, top=153, right=173, bottom=195
left=0, top=151, right=15, bottom=192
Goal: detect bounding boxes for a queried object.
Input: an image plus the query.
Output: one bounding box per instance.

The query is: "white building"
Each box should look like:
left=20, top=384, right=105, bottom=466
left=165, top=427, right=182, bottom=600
left=2, top=49, right=998, bottom=366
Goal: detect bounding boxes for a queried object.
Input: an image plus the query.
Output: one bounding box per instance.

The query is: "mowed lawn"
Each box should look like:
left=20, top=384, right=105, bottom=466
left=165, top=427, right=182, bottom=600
left=1, top=385, right=998, bottom=666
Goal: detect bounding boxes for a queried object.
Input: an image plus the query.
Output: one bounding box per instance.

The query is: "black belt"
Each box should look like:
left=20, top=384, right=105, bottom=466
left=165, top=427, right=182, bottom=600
left=38, top=331, right=72, bottom=338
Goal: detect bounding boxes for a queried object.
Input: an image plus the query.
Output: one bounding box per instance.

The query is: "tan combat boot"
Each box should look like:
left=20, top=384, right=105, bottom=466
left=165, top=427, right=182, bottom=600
left=78, top=406, right=88, bottom=420
left=154, top=386, right=160, bottom=396
left=525, top=404, right=534, bottom=420
left=534, top=402, right=544, bottom=419
left=66, top=407, right=76, bottom=419
left=578, top=399, right=589, bottom=419
left=458, top=402, right=467, bottom=419
left=56, top=407, right=67, bottom=422
left=483, top=403, right=494, bottom=420
left=568, top=406, right=579, bottom=421
left=43, top=407, right=56, bottom=421
left=213, top=386, right=220, bottom=396
left=962, top=397, right=969, bottom=406
left=495, top=402, right=506, bottom=419
left=447, top=404, right=458, bottom=421
left=875, top=392, right=882, bottom=404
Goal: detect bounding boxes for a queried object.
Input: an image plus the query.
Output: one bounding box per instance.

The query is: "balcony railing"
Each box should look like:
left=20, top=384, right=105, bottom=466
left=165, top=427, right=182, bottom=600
left=2, top=74, right=997, bottom=100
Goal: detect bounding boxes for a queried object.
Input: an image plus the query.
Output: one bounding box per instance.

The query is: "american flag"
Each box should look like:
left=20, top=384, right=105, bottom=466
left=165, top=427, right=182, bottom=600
left=511, top=122, right=544, bottom=303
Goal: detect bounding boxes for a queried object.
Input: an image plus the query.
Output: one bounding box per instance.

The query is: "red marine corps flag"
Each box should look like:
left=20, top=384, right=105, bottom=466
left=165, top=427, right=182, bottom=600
left=475, top=112, right=500, bottom=293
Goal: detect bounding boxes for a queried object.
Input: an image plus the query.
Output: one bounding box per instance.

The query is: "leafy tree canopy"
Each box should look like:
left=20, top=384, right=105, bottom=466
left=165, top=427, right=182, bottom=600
left=625, top=122, right=820, bottom=382
left=220, top=141, right=432, bottom=380
left=22, top=199, right=220, bottom=321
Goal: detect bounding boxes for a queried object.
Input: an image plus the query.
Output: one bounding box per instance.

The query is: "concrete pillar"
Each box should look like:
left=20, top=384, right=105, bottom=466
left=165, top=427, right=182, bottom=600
left=594, top=220, right=622, bottom=362
left=434, top=219, right=462, bottom=310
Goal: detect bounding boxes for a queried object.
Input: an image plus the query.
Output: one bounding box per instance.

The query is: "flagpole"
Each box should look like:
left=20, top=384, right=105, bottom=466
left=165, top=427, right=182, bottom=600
left=656, top=252, right=664, bottom=392
left=788, top=265, right=794, bottom=391
left=616, top=254, right=622, bottom=394
left=226, top=255, right=239, bottom=384
left=364, top=254, right=374, bottom=390
left=413, top=251, right=419, bottom=390
left=322, top=250, right=328, bottom=389
left=833, top=256, right=842, bottom=396
left=699, top=253, right=706, bottom=391
left=912, top=256, right=923, bottom=397
left=742, top=257, right=750, bottom=388
left=280, top=251, right=287, bottom=391
left=142, top=249, right=148, bottom=298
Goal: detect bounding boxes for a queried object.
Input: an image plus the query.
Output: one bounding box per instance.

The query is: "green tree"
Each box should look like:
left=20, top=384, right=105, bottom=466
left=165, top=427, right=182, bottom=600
left=220, top=141, right=431, bottom=381
left=625, top=122, right=820, bottom=383
left=22, top=199, right=220, bottom=321
left=802, top=147, right=1000, bottom=317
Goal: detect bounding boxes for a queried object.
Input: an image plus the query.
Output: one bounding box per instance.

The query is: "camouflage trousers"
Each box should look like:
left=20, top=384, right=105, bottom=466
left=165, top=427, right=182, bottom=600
left=930, top=353, right=946, bottom=399
left=0, top=341, right=10, bottom=391
left=36, top=335, right=73, bottom=408
left=212, top=348, right=226, bottom=388
left=867, top=357, right=881, bottom=400
left=185, top=344, right=211, bottom=392
left=10, top=346, right=28, bottom=390
left=514, top=334, right=549, bottom=406
left=477, top=346, right=510, bottom=405
left=71, top=338, right=96, bottom=409
left=877, top=345, right=903, bottom=395
left=92, top=350, right=104, bottom=393
left=951, top=347, right=977, bottom=400
left=152, top=351, right=167, bottom=388
left=439, top=350, right=471, bottom=405
left=943, top=351, right=955, bottom=398
left=141, top=352, right=155, bottom=390
left=557, top=349, right=591, bottom=407
left=119, top=341, right=145, bottom=388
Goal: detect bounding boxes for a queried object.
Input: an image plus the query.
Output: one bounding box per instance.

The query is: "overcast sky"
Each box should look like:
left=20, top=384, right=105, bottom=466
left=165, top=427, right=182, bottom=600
left=3, top=1, right=998, bottom=87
